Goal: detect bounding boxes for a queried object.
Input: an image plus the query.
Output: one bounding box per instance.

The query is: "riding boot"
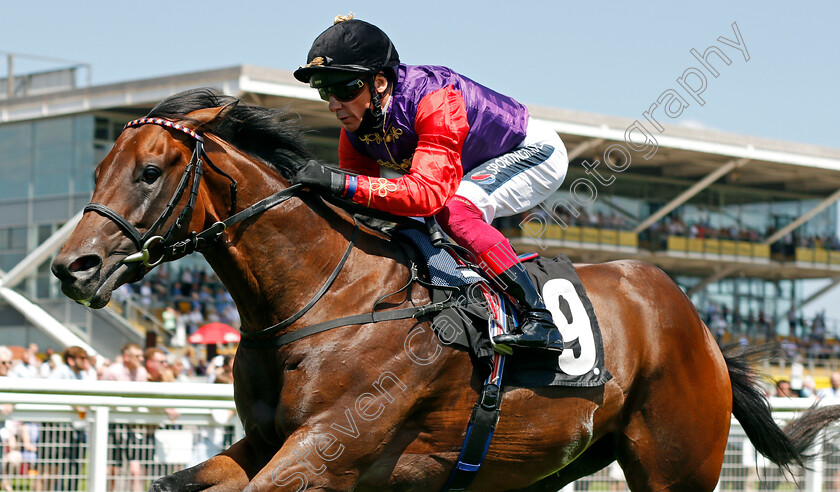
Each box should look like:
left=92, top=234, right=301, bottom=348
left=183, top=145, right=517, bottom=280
left=489, top=262, right=564, bottom=354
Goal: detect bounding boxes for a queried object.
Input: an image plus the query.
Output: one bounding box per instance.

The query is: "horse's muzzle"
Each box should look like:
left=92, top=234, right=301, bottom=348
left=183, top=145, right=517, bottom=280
left=51, top=252, right=109, bottom=308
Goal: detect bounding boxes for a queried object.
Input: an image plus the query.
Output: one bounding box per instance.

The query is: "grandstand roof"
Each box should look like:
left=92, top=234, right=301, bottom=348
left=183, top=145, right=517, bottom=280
left=2, top=64, right=839, bottom=281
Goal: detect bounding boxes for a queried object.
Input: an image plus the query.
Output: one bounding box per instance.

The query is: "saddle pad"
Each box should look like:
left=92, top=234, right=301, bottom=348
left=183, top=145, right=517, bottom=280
left=397, top=228, right=483, bottom=287
left=505, top=255, right=612, bottom=388
left=397, top=229, right=610, bottom=388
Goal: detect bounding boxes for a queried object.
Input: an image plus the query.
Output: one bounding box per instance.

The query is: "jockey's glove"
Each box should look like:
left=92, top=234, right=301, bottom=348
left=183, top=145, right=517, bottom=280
left=293, top=160, right=345, bottom=195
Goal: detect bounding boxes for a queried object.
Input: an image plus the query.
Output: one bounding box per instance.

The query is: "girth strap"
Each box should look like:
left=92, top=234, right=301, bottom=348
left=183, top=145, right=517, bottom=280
left=442, top=290, right=509, bottom=491
left=442, top=382, right=503, bottom=491
left=237, top=295, right=460, bottom=349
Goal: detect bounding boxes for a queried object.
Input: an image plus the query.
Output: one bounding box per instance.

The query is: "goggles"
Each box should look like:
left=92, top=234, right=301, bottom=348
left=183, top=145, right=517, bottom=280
left=317, top=77, right=367, bottom=102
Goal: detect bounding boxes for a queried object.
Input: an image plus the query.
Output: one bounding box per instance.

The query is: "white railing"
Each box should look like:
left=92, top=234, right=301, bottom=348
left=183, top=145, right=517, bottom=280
left=1, top=379, right=839, bottom=491
left=1, top=379, right=240, bottom=492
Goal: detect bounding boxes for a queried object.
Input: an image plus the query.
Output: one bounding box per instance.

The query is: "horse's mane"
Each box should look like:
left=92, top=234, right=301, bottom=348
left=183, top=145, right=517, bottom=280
left=146, top=88, right=312, bottom=180
left=147, top=89, right=410, bottom=236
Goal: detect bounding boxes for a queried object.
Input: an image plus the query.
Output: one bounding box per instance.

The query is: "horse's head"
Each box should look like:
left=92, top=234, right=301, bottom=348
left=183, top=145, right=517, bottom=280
left=51, top=105, right=233, bottom=308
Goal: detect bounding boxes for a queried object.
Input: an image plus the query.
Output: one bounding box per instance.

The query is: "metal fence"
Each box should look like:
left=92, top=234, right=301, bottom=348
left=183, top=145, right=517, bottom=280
left=1, top=379, right=838, bottom=491
left=0, top=378, right=240, bottom=492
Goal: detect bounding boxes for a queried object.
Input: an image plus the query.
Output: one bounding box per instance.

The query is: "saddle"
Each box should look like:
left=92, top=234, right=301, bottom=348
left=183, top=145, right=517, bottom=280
left=396, top=225, right=612, bottom=389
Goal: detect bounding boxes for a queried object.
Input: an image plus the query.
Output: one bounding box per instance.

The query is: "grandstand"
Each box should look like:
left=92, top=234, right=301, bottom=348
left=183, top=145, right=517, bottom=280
left=3, top=63, right=840, bottom=492
left=0, top=63, right=839, bottom=368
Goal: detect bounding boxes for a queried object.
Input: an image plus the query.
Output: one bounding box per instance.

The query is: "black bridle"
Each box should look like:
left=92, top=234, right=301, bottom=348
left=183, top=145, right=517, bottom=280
left=85, top=117, right=280, bottom=270
left=84, top=117, right=461, bottom=346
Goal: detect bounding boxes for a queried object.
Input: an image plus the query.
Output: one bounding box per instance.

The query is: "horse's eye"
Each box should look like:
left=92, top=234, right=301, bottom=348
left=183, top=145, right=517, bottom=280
left=142, top=166, right=162, bottom=184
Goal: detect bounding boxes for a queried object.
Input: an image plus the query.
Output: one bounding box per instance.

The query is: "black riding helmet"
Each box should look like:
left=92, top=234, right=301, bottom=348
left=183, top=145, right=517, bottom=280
left=294, top=19, right=400, bottom=87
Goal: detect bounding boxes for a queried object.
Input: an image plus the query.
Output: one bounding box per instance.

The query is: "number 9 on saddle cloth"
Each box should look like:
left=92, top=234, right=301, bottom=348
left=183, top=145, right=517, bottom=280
left=398, top=228, right=611, bottom=388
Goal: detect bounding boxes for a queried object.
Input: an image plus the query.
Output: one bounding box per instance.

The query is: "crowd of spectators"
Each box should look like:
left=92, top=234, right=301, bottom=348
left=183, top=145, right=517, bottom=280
left=111, top=264, right=240, bottom=341
left=509, top=205, right=840, bottom=260
left=0, top=343, right=234, bottom=491
left=702, top=302, right=840, bottom=358
left=502, top=206, right=633, bottom=232
left=644, top=214, right=840, bottom=258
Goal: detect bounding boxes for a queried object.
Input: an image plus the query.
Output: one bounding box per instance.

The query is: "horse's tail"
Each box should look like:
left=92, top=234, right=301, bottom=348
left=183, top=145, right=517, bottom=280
left=724, top=344, right=840, bottom=471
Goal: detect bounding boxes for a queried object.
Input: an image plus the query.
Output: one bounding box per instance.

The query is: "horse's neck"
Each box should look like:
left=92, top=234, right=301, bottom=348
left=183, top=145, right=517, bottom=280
left=198, top=149, right=411, bottom=335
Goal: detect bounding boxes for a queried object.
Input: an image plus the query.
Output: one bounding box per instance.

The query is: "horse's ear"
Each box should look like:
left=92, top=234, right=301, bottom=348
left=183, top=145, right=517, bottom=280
left=184, top=101, right=238, bottom=132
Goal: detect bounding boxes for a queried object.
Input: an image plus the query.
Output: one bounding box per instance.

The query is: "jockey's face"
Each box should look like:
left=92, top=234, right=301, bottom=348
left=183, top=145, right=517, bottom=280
left=328, top=73, right=389, bottom=133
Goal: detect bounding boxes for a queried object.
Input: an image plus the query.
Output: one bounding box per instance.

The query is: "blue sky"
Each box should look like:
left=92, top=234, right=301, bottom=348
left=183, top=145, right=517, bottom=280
left=3, top=1, right=840, bottom=321
left=1, top=1, right=837, bottom=149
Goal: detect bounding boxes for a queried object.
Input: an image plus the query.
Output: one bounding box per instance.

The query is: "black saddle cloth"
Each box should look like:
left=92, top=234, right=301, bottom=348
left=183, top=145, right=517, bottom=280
left=398, top=229, right=611, bottom=388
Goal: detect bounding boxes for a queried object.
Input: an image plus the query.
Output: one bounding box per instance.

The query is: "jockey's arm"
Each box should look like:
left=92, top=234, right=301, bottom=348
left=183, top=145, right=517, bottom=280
left=339, top=86, right=470, bottom=217
left=338, top=130, right=381, bottom=177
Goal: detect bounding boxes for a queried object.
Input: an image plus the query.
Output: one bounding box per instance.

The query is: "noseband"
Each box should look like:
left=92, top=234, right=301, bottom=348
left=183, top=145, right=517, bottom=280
left=82, top=116, right=462, bottom=345
left=83, top=117, right=299, bottom=273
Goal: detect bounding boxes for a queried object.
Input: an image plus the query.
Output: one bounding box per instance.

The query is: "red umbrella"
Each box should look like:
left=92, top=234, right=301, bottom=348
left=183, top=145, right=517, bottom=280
left=188, top=322, right=241, bottom=344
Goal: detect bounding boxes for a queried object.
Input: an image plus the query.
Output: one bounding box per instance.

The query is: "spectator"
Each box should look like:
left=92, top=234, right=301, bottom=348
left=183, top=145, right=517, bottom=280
left=101, top=344, right=147, bottom=492
left=180, top=268, right=194, bottom=297
left=145, top=347, right=174, bottom=383
left=0, top=345, right=14, bottom=414
left=0, top=347, right=21, bottom=492
left=775, top=379, right=794, bottom=398
left=787, top=307, right=798, bottom=339
left=221, top=303, right=241, bottom=329
left=168, top=356, right=192, bottom=383
left=9, top=344, right=39, bottom=379
left=187, top=306, right=204, bottom=336
left=49, top=346, right=94, bottom=490
left=5, top=345, right=43, bottom=491
left=143, top=349, right=180, bottom=485
left=214, top=355, right=234, bottom=384
left=205, top=355, right=225, bottom=384
left=101, top=343, right=148, bottom=382
left=16, top=420, right=42, bottom=492
left=817, top=372, right=840, bottom=400
left=39, top=352, right=63, bottom=378
left=113, top=283, right=134, bottom=308
left=49, top=346, right=95, bottom=381
left=800, top=376, right=818, bottom=399
left=181, top=346, right=198, bottom=377
left=139, top=282, right=153, bottom=307
left=162, top=306, right=178, bottom=334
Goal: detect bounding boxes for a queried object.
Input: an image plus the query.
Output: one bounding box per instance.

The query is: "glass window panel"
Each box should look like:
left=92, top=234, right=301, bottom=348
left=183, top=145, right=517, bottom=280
left=10, top=227, right=27, bottom=249
left=0, top=150, right=31, bottom=200
left=34, top=117, right=73, bottom=147
left=74, top=115, right=94, bottom=143
left=36, top=275, right=53, bottom=299
left=74, top=145, right=95, bottom=194
left=0, top=229, right=8, bottom=249
left=94, top=143, right=109, bottom=165
left=0, top=253, right=24, bottom=271
left=33, top=146, right=72, bottom=196
left=0, top=122, right=33, bottom=153
left=95, top=117, right=109, bottom=140
left=112, top=121, right=124, bottom=141
left=38, top=224, right=53, bottom=243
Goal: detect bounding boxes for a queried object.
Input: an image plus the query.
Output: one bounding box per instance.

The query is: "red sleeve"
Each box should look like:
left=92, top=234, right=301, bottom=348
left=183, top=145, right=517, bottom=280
left=348, top=86, right=469, bottom=216
left=338, top=129, right=380, bottom=177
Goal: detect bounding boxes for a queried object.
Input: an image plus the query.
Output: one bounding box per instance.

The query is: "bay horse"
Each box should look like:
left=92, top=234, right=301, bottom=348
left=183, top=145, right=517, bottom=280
left=52, top=89, right=840, bottom=491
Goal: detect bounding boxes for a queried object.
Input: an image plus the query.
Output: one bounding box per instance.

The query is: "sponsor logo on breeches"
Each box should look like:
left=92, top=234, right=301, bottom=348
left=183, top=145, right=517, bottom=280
left=469, top=144, right=554, bottom=189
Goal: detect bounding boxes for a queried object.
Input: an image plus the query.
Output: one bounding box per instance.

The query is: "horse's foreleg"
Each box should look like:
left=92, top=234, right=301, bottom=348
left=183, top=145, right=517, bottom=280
left=242, top=428, right=363, bottom=492
left=149, top=436, right=266, bottom=492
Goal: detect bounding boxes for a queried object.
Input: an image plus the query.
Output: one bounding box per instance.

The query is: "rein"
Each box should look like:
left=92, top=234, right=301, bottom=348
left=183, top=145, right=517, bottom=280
left=85, top=116, right=458, bottom=349
left=84, top=118, right=300, bottom=270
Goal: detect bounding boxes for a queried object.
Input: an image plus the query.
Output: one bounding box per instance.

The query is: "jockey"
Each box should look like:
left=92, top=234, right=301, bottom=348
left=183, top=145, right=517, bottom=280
left=292, top=16, right=569, bottom=354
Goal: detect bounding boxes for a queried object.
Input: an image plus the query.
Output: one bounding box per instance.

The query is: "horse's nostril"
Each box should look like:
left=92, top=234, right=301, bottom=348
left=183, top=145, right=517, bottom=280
left=68, top=255, right=101, bottom=274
